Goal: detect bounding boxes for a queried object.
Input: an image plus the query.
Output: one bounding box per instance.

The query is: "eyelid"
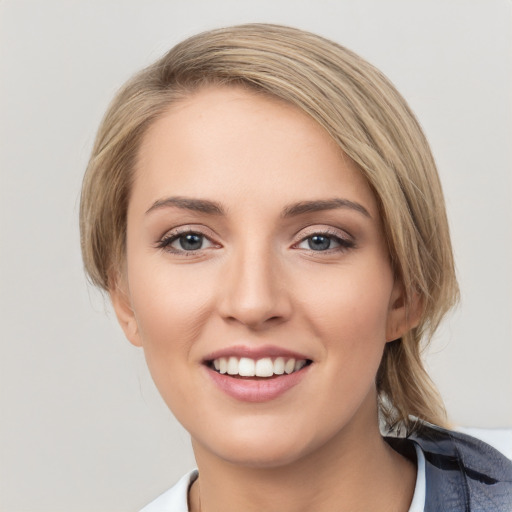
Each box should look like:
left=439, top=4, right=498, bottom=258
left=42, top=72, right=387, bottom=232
left=290, top=226, right=357, bottom=255
left=155, top=224, right=221, bottom=251
left=292, top=225, right=354, bottom=245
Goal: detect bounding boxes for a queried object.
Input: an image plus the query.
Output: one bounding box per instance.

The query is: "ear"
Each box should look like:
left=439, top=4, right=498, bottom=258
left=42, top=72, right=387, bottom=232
left=109, top=277, right=143, bottom=347
left=385, top=281, right=423, bottom=342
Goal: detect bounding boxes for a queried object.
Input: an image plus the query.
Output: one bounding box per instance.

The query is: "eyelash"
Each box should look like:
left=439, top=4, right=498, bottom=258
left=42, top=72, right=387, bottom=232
left=155, top=228, right=355, bottom=255
left=155, top=228, right=216, bottom=254
left=293, top=229, right=355, bottom=253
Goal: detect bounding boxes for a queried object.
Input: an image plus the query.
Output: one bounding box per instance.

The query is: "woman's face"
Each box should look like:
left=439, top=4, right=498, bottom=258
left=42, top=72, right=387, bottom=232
left=113, top=86, right=409, bottom=467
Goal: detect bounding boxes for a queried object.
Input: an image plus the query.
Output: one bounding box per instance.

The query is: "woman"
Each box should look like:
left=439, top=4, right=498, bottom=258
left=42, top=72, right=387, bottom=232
left=80, top=24, right=512, bottom=512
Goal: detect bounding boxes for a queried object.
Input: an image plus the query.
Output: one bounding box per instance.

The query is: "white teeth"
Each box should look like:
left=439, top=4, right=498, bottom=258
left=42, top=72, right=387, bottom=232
left=273, top=357, right=285, bottom=375
left=294, top=359, right=306, bottom=371
left=284, top=358, right=296, bottom=374
left=238, top=357, right=255, bottom=377
left=211, top=356, right=308, bottom=377
left=255, top=358, right=274, bottom=377
left=227, top=356, right=238, bottom=375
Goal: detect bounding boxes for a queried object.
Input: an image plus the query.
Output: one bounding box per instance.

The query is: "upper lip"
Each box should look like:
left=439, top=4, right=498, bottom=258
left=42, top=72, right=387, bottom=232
left=203, top=345, right=312, bottom=363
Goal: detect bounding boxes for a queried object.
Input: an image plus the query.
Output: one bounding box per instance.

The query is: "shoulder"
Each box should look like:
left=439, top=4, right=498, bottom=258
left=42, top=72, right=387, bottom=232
left=139, top=470, right=198, bottom=512
left=387, top=423, right=512, bottom=512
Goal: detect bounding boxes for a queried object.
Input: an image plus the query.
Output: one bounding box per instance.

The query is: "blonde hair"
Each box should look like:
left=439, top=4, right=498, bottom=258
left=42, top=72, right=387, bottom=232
left=80, top=24, right=459, bottom=432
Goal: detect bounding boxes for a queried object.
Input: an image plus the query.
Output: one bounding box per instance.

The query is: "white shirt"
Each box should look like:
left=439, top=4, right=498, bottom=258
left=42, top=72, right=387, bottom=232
left=140, top=470, right=197, bottom=512
left=409, top=442, right=426, bottom=512
left=140, top=444, right=427, bottom=512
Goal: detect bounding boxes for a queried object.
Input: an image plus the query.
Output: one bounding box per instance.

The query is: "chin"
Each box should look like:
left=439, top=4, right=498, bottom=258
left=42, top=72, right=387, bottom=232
left=213, top=440, right=312, bottom=469
left=191, top=417, right=335, bottom=470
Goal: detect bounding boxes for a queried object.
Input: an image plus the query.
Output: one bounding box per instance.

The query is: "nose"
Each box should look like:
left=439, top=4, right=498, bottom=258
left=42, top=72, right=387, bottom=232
left=217, top=243, right=292, bottom=330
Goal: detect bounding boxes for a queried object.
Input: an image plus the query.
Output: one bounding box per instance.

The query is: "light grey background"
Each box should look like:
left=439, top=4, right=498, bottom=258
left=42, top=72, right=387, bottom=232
left=1, top=1, right=511, bottom=511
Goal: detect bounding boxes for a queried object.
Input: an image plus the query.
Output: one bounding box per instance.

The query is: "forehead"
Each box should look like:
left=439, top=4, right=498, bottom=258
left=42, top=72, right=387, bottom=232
left=133, top=85, right=378, bottom=217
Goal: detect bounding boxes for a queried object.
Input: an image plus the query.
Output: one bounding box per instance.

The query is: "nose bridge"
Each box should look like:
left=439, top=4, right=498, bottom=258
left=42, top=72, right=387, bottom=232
left=219, top=235, right=290, bottom=328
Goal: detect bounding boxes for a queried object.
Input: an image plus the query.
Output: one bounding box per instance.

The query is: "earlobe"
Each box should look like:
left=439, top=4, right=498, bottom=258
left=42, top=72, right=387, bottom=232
left=385, top=283, right=423, bottom=342
left=109, top=279, right=143, bottom=347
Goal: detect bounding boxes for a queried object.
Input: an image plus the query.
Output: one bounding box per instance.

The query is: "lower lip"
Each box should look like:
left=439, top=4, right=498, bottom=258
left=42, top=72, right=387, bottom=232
left=205, top=366, right=311, bottom=402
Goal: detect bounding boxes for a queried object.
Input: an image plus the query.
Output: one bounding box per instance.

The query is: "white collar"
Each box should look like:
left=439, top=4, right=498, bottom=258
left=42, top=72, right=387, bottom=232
left=139, top=470, right=198, bottom=512
left=408, top=442, right=426, bottom=512
left=139, top=448, right=426, bottom=512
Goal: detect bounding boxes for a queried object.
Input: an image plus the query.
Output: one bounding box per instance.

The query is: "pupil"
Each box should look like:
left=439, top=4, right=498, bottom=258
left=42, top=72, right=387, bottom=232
left=180, top=234, right=202, bottom=250
left=308, top=235, right=330, bottom=251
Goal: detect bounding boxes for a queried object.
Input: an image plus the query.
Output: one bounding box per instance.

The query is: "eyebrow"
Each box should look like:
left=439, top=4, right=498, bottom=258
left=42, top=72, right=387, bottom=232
left=282, top=198, right=371, bottom=218
left=146, top=196, right=225, bottom=215
left=145, top=196, right=370, bottom=219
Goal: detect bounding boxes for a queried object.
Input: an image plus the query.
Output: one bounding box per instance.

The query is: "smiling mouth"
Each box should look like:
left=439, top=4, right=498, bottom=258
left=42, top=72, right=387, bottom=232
left=207, top=356, right=312, bottom=379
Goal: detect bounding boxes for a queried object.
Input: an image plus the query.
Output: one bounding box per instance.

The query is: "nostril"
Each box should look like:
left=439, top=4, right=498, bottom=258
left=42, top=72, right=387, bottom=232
left=222, top=312, right=287, bottom=330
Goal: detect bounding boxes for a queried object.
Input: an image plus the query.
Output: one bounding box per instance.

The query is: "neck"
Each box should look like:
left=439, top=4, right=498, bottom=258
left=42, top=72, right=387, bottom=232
left=189, top=411, right=415, bottom=512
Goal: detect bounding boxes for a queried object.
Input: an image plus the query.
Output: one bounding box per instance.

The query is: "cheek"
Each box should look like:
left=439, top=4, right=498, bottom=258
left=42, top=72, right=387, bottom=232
left=315, top=293, right=389, bottom=373
left=304, top=279, right=391, bottom=419
left=299, top=265, right=393, bottom=341
left=126, top=258, right=217, bottom=382
left=129, top=253, right=215, bottom=330
left=297, top=263, right=393, bottom=386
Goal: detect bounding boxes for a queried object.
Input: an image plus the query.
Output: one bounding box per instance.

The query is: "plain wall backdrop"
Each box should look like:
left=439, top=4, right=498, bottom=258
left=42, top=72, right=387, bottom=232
left=1, top=1, right=511, bottom=510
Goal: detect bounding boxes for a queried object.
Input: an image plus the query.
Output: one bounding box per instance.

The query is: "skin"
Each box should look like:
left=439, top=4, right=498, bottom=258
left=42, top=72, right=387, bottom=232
left=111, top=86, right=417, bottom=511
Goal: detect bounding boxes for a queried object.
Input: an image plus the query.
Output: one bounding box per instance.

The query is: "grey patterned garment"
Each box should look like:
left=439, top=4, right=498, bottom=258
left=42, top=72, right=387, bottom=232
left=386, top=423, right=512, bottom=512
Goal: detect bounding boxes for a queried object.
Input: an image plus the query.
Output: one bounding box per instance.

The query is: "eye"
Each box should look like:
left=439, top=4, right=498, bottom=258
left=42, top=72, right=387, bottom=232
left=175, top=233, right=208, bottom=251
left=297, top=234, right=341, bottom=251
left=294, top=231, right=355, bottom=253
left=302, top=234, right=339, bottom=251
left=157, top=231, right=216, bottom=253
